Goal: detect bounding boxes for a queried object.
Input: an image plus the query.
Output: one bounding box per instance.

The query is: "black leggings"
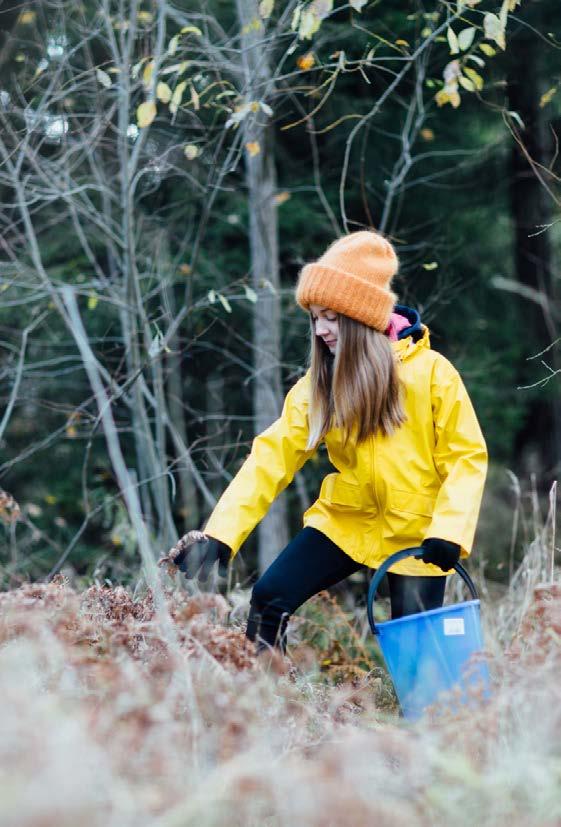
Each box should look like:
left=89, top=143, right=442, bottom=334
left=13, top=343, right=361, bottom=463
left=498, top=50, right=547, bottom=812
left=246, top=527, right=446, bottom=651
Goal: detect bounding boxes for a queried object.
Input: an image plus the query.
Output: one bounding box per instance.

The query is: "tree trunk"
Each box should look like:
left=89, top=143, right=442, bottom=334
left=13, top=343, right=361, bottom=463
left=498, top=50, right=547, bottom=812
left=236, top=0, right=289, bottom=573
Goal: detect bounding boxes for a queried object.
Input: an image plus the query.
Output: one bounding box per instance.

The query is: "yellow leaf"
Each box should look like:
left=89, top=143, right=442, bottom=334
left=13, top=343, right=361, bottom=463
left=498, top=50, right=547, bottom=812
left=259, top=0, right=274, bottom=18
left=459, top=76, right=476, bottom=92
left=296, top=52, right=316, bottom=71
left=422, top=262, right=439, bottom=270
left=435, top=89, right=461, bottom=109
left=298, top=0, right=333, bottom=40
left=540, top=87, right=557, bottom=108
left=245, top=141, right=261, bottom=157
left=291, top=5, right=301, bottom=31
left=45, top=495, right=57, bottom=505
left=479, top=43, right=496, bottom=56
left=111, top=533, right=123, bottom=547
left=136, top=100, right=157, bottom=128
left=168, top=35, right=179, bottom=55
left=180, top=25, right=202, bottom=36
left=138, top=11, right=153, bottom=23
left=66, top=425, right=78, bottom=439
left=19, top=11, right=36, bottom=23
left=242, top=17, right=262, bottom=34
left=463, top=66, right=484, bottom=90
left=395, top=39, right=410, bottom=47
left=420, top=128, right=434, bottom=141
left=179, top=264, right=192, bottom=275
left=142, top=60, right=154, bottom=88
left=170, top=81, right=187, bottom=114
left=190, top=84, right=200, bottom=111
left=161, top=61, right=190, bottom=76
left=184, top=144, right=199, bottom=160
left=131, top=57, right=147, bottom=79
left=88, top=292, right=99, bottom=310
left=156, top=82, right=172, bottom=103
left=273, top=191, right=291, bottom=205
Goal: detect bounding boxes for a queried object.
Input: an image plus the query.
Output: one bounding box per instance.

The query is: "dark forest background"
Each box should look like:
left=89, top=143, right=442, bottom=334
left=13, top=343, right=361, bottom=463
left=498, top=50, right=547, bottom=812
left=0, top=0, right=560, bottom=589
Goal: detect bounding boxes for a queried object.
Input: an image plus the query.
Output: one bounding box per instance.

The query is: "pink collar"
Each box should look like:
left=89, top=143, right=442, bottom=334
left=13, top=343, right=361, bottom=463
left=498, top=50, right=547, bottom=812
left=386, top=312, right=411, bottom=341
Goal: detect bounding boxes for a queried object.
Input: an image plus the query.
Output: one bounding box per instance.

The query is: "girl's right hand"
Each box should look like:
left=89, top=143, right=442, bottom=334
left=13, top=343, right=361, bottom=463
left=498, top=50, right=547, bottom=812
left=158, top=531, right=231, bottom=581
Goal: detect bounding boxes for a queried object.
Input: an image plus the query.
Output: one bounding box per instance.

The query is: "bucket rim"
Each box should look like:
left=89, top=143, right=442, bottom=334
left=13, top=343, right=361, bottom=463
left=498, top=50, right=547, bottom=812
left=376, top=598, right=481, bottom=632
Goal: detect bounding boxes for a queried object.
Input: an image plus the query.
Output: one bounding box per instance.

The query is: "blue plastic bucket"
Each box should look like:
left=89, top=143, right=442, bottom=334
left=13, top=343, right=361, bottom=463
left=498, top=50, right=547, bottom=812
left=367, top=548, right=490, bottom=720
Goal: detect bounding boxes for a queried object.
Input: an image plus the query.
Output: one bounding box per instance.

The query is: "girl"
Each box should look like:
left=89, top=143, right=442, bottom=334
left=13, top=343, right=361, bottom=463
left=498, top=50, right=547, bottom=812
left=171, top=231, right=488, bottom=653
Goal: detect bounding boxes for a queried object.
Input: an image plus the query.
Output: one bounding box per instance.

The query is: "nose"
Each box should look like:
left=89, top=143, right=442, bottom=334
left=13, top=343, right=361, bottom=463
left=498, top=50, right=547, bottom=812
left=315, top=319, right=329, bottom=337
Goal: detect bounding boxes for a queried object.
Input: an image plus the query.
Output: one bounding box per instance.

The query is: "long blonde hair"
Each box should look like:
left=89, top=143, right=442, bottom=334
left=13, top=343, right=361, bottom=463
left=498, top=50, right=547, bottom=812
left=306, top=313, right=407, bottom=450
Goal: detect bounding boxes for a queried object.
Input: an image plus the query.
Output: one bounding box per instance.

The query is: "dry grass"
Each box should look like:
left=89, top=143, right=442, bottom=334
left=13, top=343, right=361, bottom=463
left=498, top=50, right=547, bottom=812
left=1, top=478, right=560, bottom=825
left=0, top=556, right=560, bottom=827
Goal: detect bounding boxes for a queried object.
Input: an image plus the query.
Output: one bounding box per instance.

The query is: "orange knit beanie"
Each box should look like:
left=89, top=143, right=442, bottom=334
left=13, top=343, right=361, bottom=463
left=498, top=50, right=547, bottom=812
left=295, top=230, right=399, bottom=332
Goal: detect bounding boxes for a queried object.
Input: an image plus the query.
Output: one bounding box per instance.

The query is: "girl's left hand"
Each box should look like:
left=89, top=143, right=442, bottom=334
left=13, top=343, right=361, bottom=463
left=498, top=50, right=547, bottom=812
left=420, top=538, right=461, bottom=572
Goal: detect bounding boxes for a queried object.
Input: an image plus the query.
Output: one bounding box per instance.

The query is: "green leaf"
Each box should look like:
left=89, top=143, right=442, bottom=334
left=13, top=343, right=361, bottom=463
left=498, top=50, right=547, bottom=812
left=447, top=27, right=459, bottom=54
left=466, top=54, right=485, bottom=67
left=259, top=0, right=274, bottom=18
left=244, top=285, right=258, bottom=303
left=458, top=27, right=476, bottom=51
left=218, top=293, right=232, bottom=313
left=96, top=68, right=112, bottom=88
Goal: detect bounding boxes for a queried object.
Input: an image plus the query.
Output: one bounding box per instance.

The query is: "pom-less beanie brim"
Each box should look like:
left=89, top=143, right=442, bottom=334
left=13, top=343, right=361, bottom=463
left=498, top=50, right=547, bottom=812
left=296, top=262, right=397, bottom=332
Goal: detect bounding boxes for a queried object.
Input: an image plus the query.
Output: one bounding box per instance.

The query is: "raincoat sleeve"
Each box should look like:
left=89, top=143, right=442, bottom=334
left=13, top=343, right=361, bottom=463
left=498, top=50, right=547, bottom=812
left=203, top=373, right=316, bottom=556
left=423, top=355, right=488, bottom=558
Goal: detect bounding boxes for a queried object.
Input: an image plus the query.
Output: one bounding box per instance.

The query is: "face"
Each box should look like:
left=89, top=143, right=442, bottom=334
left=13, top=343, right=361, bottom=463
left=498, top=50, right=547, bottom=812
left=309, top=304, right=339, bottom=354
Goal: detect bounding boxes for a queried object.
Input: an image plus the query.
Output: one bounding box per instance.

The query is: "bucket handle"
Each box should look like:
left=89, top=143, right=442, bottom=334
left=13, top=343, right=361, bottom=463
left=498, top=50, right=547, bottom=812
left=367, top=547, right=479, bottom=636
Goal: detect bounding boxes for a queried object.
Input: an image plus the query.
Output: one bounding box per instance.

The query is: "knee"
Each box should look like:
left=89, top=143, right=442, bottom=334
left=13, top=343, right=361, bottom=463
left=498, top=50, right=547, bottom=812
left=251, top=571, right=292, bottom=613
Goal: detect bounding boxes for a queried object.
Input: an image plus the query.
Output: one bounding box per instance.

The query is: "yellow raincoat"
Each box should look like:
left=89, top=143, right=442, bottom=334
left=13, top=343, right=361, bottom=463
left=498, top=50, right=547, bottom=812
left=204, top=324, right=488, bottom=576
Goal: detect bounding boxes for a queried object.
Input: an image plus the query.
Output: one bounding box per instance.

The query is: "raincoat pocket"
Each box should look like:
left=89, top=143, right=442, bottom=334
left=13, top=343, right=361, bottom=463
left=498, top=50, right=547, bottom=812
left=389, top=488, right=437, bottom=517
left=320, top=474, right=362, bottom=509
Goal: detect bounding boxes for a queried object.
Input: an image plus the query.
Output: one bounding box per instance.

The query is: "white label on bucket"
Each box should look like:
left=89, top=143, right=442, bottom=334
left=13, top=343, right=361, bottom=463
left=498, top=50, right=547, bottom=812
left=443, top=617, right=465, bottom=636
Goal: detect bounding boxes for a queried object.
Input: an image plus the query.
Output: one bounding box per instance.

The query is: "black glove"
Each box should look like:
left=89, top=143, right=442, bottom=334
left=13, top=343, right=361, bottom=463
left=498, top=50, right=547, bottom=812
left=175, top=536, right=231, bottom=582
left=420, top=538, right=461, bottom=572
